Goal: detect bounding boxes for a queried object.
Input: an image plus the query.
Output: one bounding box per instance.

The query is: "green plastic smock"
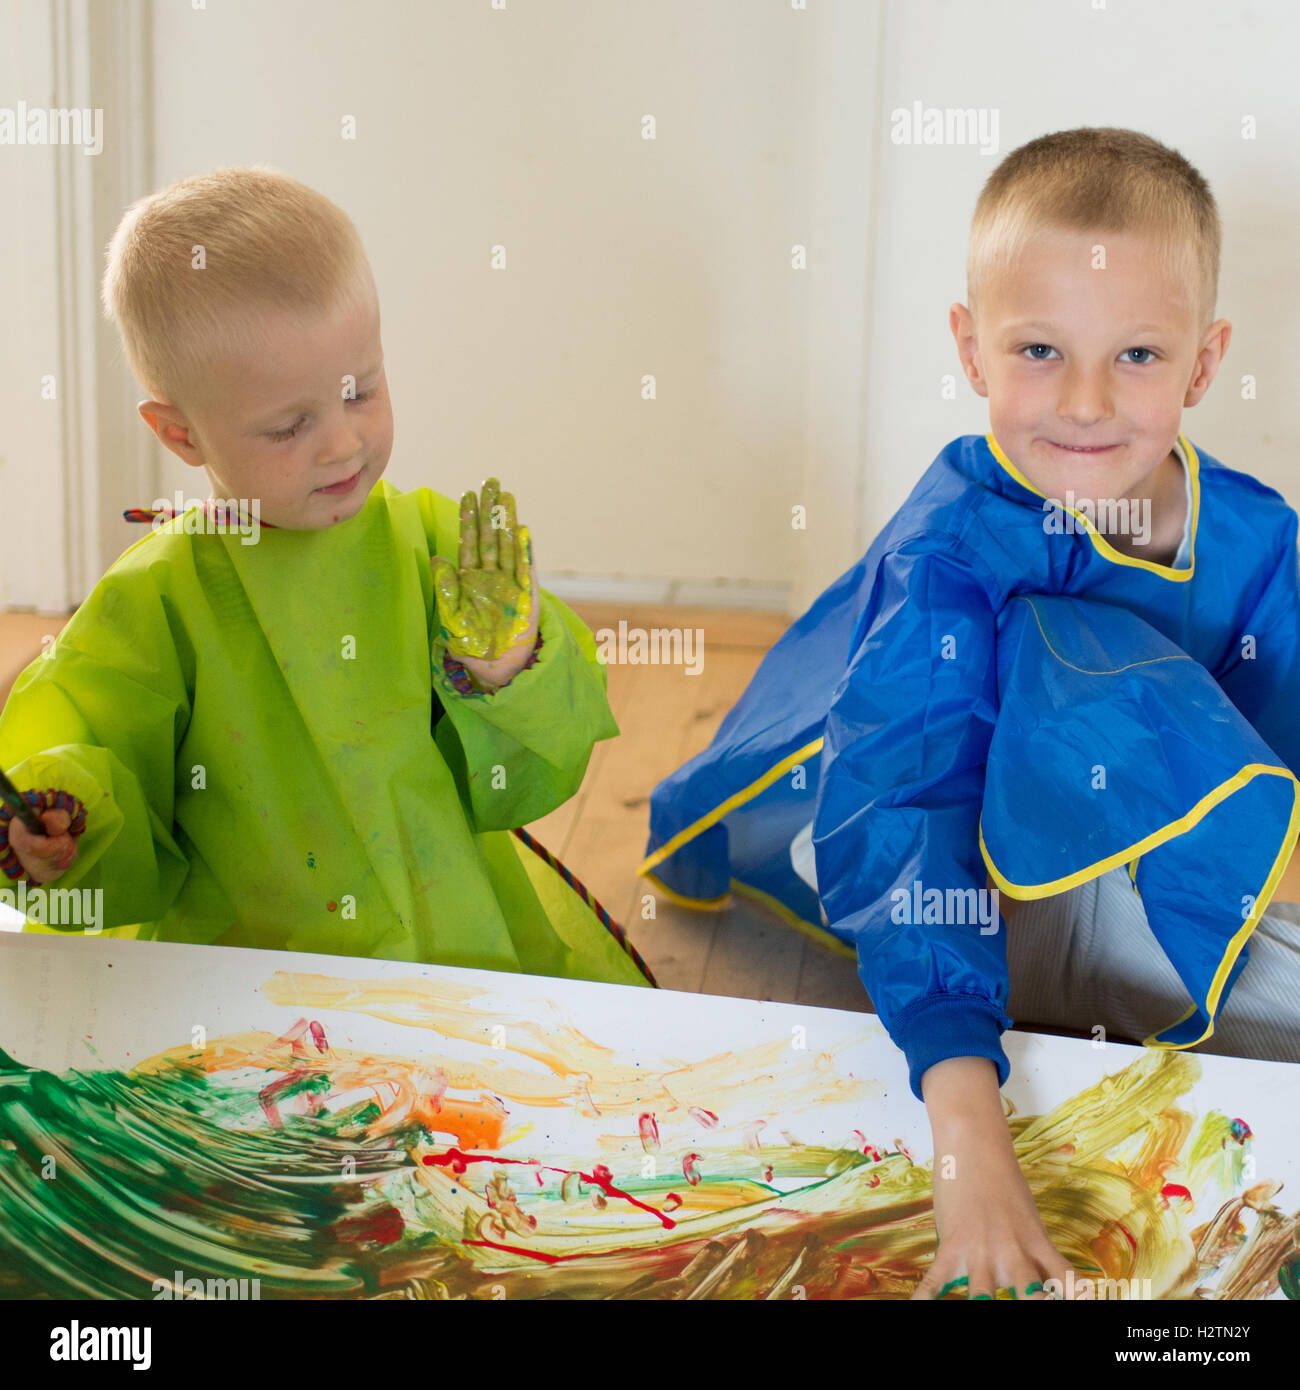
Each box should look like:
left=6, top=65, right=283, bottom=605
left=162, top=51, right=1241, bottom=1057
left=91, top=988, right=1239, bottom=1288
left=0, top=480, right=651, bottom=988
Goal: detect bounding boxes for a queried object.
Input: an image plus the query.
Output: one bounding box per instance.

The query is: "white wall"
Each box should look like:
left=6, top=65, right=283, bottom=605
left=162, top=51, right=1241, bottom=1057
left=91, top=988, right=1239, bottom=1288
left=0, top=0, right=153, bottom=612
left=147, top=0, right=855, bottom=609
left=864, top=0, right=1300, bottom=543
left=5, top=0, right=1297, bottom=616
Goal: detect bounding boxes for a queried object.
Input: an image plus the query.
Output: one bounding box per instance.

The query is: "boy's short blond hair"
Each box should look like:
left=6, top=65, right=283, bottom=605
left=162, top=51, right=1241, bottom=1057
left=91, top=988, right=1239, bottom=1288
left=967, top=127, right=1220, bottom=334
left=102, top=165, right=375, bottom=407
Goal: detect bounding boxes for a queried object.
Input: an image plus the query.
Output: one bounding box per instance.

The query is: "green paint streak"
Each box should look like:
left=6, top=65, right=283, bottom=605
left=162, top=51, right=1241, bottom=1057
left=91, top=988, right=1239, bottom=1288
left=0, top=1048, right=443, bottom=1299
left=1280, top=1252, right=1300, bottom=1300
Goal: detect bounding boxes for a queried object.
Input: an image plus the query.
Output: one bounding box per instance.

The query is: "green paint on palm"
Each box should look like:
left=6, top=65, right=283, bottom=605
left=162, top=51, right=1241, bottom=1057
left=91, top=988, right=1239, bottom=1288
left=432, top=478, right=535, bottom=661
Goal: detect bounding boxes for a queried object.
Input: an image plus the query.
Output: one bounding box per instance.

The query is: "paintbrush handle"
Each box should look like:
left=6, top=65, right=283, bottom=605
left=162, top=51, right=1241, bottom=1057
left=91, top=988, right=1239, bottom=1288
left=0, top=766, right=49, bottom=837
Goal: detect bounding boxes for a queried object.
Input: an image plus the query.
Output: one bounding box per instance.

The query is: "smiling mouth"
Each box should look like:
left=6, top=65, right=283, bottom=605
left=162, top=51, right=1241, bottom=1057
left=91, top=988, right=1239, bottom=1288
left=1050, top=442, right=1121, bottom=453
left=316, top=469, right=363, bottom=495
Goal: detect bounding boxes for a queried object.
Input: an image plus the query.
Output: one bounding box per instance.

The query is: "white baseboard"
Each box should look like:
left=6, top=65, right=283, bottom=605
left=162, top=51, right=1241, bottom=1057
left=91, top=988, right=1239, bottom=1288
left=542, top=573, right=791, bottom=612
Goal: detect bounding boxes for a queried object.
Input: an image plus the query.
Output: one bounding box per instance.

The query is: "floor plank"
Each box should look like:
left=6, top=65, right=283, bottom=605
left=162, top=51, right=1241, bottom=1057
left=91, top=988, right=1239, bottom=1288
left=532, top=606, right=873, bottom=1012
left=0, top=614, right=71, bottom=707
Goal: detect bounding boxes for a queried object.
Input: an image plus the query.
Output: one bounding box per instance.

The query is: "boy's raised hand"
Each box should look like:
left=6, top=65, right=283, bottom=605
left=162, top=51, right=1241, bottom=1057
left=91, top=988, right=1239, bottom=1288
left=431, top=478, right=540, bottom=690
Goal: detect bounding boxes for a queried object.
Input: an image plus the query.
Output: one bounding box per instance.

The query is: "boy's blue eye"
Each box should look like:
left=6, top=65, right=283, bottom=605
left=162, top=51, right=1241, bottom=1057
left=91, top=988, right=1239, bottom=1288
left=1020, top=344, right=1157, bottom=364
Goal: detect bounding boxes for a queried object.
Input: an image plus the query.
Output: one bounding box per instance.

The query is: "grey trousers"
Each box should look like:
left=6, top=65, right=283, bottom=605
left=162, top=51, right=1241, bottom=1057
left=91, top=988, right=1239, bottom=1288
left=1006, top=865, right=1300, bottom=1063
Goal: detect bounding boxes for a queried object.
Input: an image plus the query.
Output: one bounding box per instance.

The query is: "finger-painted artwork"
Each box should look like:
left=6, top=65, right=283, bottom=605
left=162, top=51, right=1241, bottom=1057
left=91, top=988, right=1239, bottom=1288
left=0, top=933, right=1297, bottom=1300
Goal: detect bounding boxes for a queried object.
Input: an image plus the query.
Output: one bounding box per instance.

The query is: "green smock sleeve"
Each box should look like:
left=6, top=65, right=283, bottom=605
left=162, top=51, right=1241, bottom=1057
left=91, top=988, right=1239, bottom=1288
left=0, top=563, right=191, bottom=929
left=431, top=591, right=620, bottom=832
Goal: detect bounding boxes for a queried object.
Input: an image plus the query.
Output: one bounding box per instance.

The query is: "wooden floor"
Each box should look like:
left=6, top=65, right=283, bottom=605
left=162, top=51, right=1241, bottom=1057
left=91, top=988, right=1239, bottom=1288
left=526, top=603, right=872, bottom=1013
left=0, top=614, right=70, bottom=708
left=0, top=603, right=870, bottom=1013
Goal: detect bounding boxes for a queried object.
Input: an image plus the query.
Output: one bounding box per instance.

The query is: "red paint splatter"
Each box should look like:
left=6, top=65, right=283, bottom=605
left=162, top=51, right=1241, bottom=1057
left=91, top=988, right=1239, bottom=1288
left=1160, top=1183, right=1193, bottom=1208
left=463, top=1237, right=656, bottom=1265
left=333, top=1206, right=405, bottom=1245
left=852, top=1129, right=882, bottom=1161
left=682, top=1152, right=702, bottom=1186
left=309, top=1021, right=328, bottom=1053
left=638, top=1113, right=660, bottom=1152
left=423, top=1148, right=676, bottom=1228
left=275, top=1017, right=311, bottom=1045
left=326, top=901, right=337, bottom=912
left=256, top=1069, right=309, bottom=1128
left=689, top=1106, right=719, bottom=1129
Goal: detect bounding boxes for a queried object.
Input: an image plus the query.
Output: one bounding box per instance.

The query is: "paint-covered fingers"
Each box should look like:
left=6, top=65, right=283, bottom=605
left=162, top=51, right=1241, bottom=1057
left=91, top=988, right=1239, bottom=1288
left=8, top=808, right=78, bottom=884
left=912, top=1255, right=1062, bottom=1301
left=508, top=525, right=536, bottom=651
left=1035, top=1255, right=1091, bottom=1300
left=514, top=526, right=536, bottom=639
left=458, top=490, right=480, bottom=572
left=431, top=556, right=461, bottom=633
left=496, top=489, right=517, bottom=577
left=965, top=1260, right=999, bottom=1299
left=514, top=520, right=530, bottom=592
left=478, top=477, right=500, bottom=571
left=1001, top=1236, right=1085, bottom=1299
left=910, top=1262, right=966, bottom=1300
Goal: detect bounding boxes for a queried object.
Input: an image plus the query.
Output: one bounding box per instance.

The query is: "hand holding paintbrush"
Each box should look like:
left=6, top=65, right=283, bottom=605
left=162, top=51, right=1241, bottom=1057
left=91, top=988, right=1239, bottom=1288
left=0, top=767, right=82, bottom=884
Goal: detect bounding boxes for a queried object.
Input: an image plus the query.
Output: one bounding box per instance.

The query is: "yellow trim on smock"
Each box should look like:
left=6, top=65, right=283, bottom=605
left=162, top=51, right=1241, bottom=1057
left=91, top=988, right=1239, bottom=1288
left=982, top=764, right=1300, bottom=1051
left=986, top=433, right=1200, bottom=581
left=636, top=737, right=825, bottom=876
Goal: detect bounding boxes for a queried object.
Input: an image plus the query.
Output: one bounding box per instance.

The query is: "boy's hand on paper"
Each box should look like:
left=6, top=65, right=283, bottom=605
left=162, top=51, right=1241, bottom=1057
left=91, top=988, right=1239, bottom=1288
left=913, top=1056, right=1084, bottom=1301
left=432, top=477, right=540, bottom=691
left=9, top=807, right=79, bottom=884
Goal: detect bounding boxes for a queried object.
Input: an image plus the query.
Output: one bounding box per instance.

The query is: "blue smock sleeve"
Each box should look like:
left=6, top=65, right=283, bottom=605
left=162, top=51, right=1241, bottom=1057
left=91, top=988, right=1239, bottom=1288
left=1215, top=513, right=1300, bottom=777
left=812, top=541, right=1013, bottom=1103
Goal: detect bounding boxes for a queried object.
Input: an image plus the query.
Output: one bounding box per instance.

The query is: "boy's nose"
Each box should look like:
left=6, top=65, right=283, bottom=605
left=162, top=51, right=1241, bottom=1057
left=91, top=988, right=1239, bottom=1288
left=315, top=409, right=368, bottom=465
left=1056, top=368, right=1114, bottom=425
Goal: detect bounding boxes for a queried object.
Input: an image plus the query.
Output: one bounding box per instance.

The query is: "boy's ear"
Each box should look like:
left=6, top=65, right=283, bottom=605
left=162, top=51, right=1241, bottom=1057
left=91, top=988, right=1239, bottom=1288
left=1183, top=319, right=1232, bottom=408
left=949, top=303, right=989, bottom=398
left=137, top=400, right=206, bottom=468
